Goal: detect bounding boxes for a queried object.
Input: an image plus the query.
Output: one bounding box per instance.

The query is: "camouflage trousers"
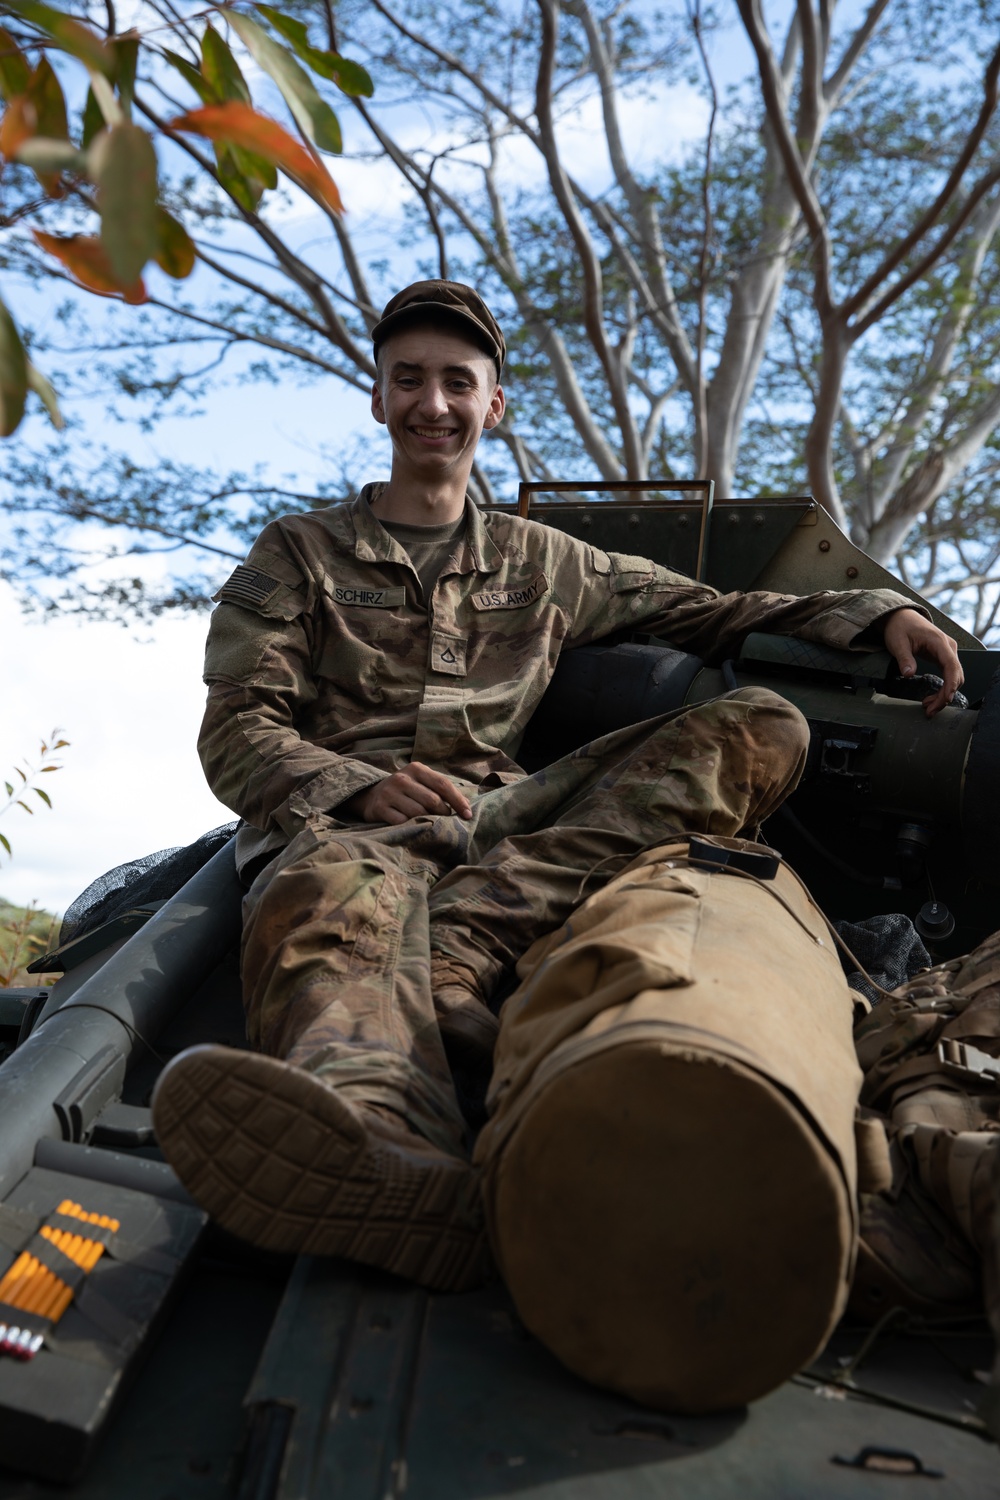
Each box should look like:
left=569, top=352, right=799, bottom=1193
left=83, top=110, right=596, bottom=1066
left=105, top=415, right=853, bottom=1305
left=241, top=687, right=809, bottom=1152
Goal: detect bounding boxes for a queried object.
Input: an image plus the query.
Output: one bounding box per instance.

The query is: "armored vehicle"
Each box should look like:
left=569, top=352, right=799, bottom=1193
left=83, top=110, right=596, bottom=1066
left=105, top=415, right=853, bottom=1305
left=0, top=484, right=997, bottom=1498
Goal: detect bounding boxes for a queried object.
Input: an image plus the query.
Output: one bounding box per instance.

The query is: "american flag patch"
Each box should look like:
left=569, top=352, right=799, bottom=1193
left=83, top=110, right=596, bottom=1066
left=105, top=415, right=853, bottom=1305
left=216, top=565, right=281, bottom=609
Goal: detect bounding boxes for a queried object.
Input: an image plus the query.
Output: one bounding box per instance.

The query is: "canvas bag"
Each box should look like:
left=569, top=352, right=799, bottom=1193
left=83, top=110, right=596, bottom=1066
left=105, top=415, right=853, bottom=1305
left=476, top=835, right=861, bottom=1413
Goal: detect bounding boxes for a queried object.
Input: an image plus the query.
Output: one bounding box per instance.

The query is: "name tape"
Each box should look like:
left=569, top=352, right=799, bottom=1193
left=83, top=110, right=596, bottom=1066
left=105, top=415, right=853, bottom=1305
left=332, top=585, right=406, bottom=608
left=471, top=575, right=547, bottom=611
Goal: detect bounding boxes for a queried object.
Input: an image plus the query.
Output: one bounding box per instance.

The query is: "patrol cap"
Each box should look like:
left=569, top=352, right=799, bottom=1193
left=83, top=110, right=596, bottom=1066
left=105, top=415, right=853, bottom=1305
left=372, top=280, right=505, bottom=378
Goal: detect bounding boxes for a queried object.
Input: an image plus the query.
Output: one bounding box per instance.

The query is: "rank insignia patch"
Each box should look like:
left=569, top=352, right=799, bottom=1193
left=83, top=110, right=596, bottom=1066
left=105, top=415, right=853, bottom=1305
left=216, top=565, right=282, bottom=609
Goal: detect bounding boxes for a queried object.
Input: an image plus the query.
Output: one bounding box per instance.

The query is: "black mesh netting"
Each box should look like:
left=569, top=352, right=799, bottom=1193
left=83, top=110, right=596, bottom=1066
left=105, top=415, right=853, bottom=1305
left=59, top=822, right=240, bottom=946
left=59, top=824, right=931, bottom=1014
left=833, top=913, right=931, bottom=1005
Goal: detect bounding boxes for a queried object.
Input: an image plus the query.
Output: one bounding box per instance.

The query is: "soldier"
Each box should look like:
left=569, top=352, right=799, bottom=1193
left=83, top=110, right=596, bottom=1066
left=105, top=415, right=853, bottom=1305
left=151, top=280, right=963, bottom=1293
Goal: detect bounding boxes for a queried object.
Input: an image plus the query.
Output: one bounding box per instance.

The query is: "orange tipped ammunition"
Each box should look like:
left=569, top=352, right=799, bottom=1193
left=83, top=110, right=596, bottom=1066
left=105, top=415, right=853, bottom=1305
left=0, top=1252, right=32, bottom=1304
left=59, top=1232, right=84, bottom=1268
left=23, top=1268, right=50, bottom=1318
left=21, top=1258, right=47, bottom=1312
left=49, top=1282, right=74, bottom=1323
left=2, top=1255, right=38, bottom=1313
left=36, top=1272, right=66, bottom=1321
left=33, top=1267, right=62, bottom=1318
left=19, top=1263, right=48, bottom=1317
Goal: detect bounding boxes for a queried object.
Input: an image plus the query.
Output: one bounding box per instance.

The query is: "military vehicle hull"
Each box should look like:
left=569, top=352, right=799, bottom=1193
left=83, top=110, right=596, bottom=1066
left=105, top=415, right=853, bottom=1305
left=0, top=489, right=997, bottom=1496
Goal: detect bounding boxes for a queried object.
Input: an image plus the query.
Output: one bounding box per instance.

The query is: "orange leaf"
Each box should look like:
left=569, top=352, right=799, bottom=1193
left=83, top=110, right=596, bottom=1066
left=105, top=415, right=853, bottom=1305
left=0, top=94, right=34, bottom=159
left=1, top=58, right=69, bottom=195
left=31, top=230, right=147, bottom=303
left=168, top=101, right=343, bottom=216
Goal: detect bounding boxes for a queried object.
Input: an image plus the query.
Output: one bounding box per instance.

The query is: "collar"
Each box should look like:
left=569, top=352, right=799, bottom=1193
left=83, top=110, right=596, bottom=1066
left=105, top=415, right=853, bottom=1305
left=350, top=484, right=502, bottom=576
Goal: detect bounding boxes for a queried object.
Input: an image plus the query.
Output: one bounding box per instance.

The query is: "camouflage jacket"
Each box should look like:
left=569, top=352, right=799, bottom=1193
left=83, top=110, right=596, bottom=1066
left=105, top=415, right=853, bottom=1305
left=200, top=484, right=918, bottom=870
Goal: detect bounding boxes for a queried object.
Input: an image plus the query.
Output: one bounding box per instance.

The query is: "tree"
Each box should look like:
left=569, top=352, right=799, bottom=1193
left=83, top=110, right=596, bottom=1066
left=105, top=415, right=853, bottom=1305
left=2, top=0, right=1000, bottom=635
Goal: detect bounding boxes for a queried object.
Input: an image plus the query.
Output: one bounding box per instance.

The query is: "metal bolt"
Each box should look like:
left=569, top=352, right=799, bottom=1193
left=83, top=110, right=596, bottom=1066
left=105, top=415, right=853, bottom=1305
left=728, top=512, right=740, bottom=525
left=628, top=513, right=639, bottom=526
left=753, top=512, right=764, bottom=525
left=580, top=515, right=592, bottom=528
left=846, top=565, right=859, bottom=579
left=818, top=539, right=831, bottom=552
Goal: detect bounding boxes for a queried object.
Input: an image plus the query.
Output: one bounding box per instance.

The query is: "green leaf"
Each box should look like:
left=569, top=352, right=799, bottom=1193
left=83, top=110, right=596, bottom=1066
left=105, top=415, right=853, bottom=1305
left=163, top=48, right=218, bottom=105
left=33, top=787, right=51, bottom=808
left=202, top=23, right=250, bottom=105
left=253, top=5, right=373, bottom=96
left=215, top=145, right=261, bottom=211
left=231, top=142, right=277, bottom=191
left=26, top=361, right=64, bottom=430
left=315, top=54, right=372, bottom=99
left=4, top=782, right=12, bottom=797
left=227, top=11, right=343, bottom=154
left=15, top=137, right=85, bottom=174
left=0, top=834, right=11, bottom=858
left=88, top=123, right=159, bottom=285
left=153, top=205, right=196, bottom=279
left=27, top=55, right=68, bottom=141
left=0, top=295, right=28, bottom=438
left=3, top=0, right=111, bottom=76
left=110, top=31, right=139, bottom=115
left=0, top=25, right=30, bottom=101
left=16, top=801, right=33, bottom=814
left=81, top=85, right=104, bottom=148
left=252, top=6, right=311, bottom=51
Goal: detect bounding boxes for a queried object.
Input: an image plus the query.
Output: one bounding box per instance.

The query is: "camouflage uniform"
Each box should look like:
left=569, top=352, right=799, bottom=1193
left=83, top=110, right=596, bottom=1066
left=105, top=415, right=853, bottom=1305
left=201, top=484, right=917, bottom=1145
left=850, top=930, right=1000, bottom=1437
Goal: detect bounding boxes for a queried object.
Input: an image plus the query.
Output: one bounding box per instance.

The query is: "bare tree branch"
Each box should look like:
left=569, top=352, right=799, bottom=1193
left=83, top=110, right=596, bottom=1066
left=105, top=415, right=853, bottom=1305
left=846, top=41, right=1000, bottom=327
left=736, top=0, right=834, bottom=321
left=688, top=0, right=718, bottom=477
left=535, top=0, right=642, bottom=474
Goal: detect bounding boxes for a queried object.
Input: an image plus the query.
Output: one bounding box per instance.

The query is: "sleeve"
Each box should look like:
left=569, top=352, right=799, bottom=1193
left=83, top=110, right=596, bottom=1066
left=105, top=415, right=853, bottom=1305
left=198, top=532, right=387, bottom=840
left=561, top=548, right=924, bottom=662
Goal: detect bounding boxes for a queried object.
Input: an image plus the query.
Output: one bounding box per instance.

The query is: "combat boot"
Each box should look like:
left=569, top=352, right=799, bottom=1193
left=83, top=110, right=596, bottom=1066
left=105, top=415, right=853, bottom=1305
left=150, top=1044, right=491, bottom=1293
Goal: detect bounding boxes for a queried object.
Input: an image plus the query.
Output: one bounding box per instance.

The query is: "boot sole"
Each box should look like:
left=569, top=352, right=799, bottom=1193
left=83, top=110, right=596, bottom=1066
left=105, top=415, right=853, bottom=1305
left=151, top=1045, right=490, bottom=1293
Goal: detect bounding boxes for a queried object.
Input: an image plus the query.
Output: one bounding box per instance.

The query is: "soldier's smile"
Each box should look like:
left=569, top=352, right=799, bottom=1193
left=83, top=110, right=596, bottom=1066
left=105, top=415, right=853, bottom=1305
left=410, top=425, right=460, bottom=445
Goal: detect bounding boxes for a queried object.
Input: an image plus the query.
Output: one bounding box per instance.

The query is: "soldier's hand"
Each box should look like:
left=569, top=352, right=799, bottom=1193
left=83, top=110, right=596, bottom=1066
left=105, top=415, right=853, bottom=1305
left=344, top=762, right=473, bottom=824
left=882, top=607, right=963, bottom=718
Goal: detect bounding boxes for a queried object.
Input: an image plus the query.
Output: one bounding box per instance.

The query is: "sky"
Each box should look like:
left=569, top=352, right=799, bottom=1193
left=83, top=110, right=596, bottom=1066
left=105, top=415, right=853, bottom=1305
left=0, top=580, right=233, bottom=913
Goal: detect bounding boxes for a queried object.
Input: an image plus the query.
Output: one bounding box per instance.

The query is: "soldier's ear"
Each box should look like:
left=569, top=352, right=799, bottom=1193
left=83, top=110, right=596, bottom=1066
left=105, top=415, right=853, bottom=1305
left=372, top=381, right=387, bottom=425
left=483, top=383, right=505, bottom=431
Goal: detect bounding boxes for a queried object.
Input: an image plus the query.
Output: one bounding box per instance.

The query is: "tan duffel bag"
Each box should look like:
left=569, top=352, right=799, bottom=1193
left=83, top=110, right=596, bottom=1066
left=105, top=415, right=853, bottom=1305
left=476, top=835, right=861, bottom=1413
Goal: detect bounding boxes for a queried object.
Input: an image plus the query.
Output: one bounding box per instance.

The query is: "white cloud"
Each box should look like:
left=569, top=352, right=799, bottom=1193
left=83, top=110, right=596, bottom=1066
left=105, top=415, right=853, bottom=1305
left=0, top=583, right=233, bottom=916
